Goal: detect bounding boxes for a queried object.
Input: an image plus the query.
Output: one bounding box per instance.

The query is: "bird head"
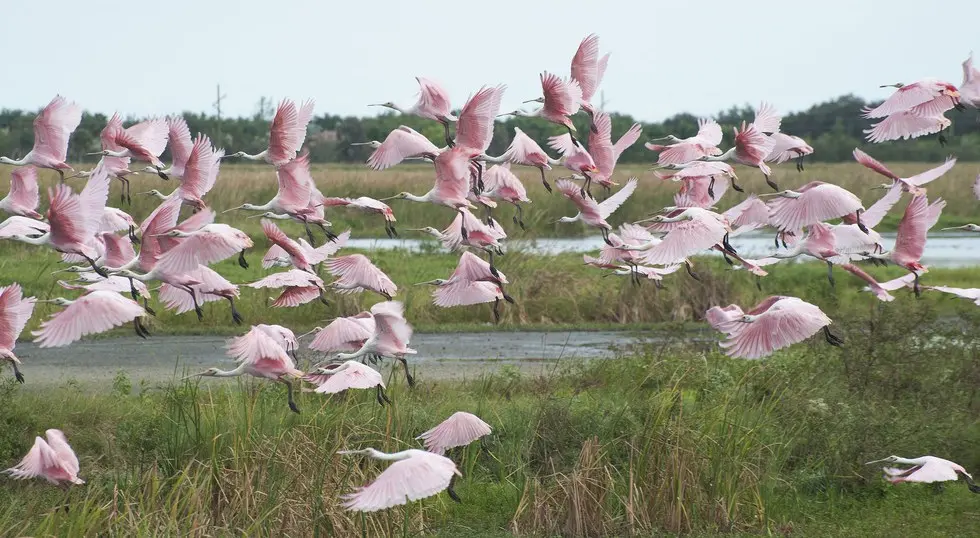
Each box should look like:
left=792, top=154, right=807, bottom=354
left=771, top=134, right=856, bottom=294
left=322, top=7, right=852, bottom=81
left=225, top=151, right=248, bottom=159
left=38, top=298, right=73, bottom=307
left=738, top=314, right=755, bottom=323
left=555, top=216, right=578, bottom=224
left=497, top=110, right=524, bottom=118
left=141, top=165, right=161, bottom=175
left=183, top=368, right=220, bottom=380
left=368, top=102, right=397, bottom=111
left=407, top=226, right=441, bottom=237
left=86, top=150, right=111, bottom=157
left=414, top=279, right=448, bottom=286
left=380, top=192, right=411, bottom=201
left=522, top=97, right=545, bottom=104
left=864, top=456, right=900, bottom=465
left=138, top=189, right=164, bottom=198
left=349, top=141, right=382, bottom=149
left=223, top=204, right=256, bottom=213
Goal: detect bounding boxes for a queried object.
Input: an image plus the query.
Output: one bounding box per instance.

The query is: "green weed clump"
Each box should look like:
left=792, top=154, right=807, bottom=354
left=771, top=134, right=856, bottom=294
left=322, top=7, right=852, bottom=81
left=0, top=299, right=977, bottom=536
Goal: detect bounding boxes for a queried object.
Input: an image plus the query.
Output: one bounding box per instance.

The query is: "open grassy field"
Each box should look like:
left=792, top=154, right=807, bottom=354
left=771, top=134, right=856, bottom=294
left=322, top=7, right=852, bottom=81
left=1, top=297, right=979, bottom=536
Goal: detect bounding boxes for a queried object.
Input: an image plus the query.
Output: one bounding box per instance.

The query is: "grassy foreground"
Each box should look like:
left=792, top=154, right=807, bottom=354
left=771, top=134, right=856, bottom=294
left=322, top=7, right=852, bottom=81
left=1, top=298, right=979, bottom=536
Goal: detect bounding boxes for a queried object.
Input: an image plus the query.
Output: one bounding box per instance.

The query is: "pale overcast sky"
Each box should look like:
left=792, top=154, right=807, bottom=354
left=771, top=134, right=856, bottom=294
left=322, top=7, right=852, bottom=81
left=4, top=1, right=978, bottom=122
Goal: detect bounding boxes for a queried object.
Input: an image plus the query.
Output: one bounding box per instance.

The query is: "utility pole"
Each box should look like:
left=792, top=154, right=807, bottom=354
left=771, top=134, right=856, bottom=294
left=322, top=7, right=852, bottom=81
left=213, top=84, right=227, bottom=142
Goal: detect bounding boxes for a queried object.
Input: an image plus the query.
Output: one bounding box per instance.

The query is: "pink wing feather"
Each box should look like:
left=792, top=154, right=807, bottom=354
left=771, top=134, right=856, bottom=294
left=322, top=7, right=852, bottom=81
left=417, top=411, right=492, bottom=454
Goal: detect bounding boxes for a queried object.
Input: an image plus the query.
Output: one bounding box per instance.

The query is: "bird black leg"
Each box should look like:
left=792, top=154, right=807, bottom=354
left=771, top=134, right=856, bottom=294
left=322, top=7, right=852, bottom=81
left=685, top=261, right=701, bottom=282
left=723, top=252, right=734, bottom=266
left=488, top=252, right=499, bottom=279
left=765, top=174, right=779, bottom=192
left=938, top=129, right=948, bottom=147
left=228, top=297, right=243, bottom=324
left=318, top=291, right=330, bottom=306
left=238, top=250, right=249, bottom=269
left=143, top=298, right=156, bottom=317
left=133, top=318, right=148, bottom=339
left=384, top=221, right=394, bottom=238
left=601, top=227, right=613, bottom=246
left=485, top=205, right=495, bottom=227
left=184, top=286, right=204, bottom=321
left=318, top=222, right=338, bottom=242
left=796, top=154, right=805, bottom=172
left=581, top=172, right=594, bottom=199
left=282, top=378, right=300, bottom=414
left=730, top=176, right=745, bottom=193
left=388, top=221, right=398, bottom=238
left=443, top=120, right=454, bottom=148
left=376, top=384, right=392, bottom=406
left=398, top=357, right=415, bottom=387
left=566, top=125, right=580, bottom=148
left=129, top=279, right=139, bottom=302
left=156, top=167, right=169, bottom=180
left=823, top=326, right=844, bottom=347
left=755, top=276, right=762, bottom=291
left=492, top=298, right=501, bottom=323
left=460, top=224, right=468, bottom=240
left=826, top=261, right=836, bottom=289
left=707, top=176, right=716, bottom=200
left=128, top=225, right=140, bottom=245
left=722, top=233, right=737, bottom=254
left=120, top=180, right=128, bottom=205
left=539, top=167, right=552, bottom=194
left=913, top=273, right=921, bottom=298
left=11, top=362, right=24, bottom=384
left=513, top=204, right=526, bottom=231
left=856, top=209, right=870, bottom=234
left=304, top=223, right=317, bottom=245
left=959, top=472, right=980, bottom=493
left=774, top=233, right=780, bottom=249
left=447, top=477, right=462, bottom=503
left=57, top=169, right=66, bottom=184
left=83, top=255, right=109, bottom=278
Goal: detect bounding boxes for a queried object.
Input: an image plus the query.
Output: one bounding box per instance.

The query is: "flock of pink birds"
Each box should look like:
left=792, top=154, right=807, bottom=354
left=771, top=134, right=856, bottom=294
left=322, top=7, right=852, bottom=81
left=3, top=35, right=980, bottom=509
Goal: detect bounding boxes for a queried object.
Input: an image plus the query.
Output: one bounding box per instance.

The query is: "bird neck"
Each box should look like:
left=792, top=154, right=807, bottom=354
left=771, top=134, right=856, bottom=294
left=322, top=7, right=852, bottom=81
left=241, top=150, right=268, bottom=162
left=558, top=215, right=580, bottom=224
left=895, top=456, right=926, bottom=465
left=12, top=233, right=47, bottom=246
left=211, top=364, right=248, bottom=377
left=405, top=192, right=430, bottom=203
left=336, top=349, right=365, bottom=361
left=704, top=148, right=735, bottom=162
left=104, top=149, right=128, bottom=158
left=0, top=156, right=27, bottom=165
left=773, top=244, right=803, bottom=259
left=364, top=448, right=412, bottom=461
left=780, top=190, right=802, bottom=199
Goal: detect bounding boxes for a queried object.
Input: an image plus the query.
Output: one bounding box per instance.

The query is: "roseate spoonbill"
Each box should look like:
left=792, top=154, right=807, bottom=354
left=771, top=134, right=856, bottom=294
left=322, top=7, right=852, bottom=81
left=490, top=127, right=561, bottom=192
left=765, top=133, right=814, bottom=172
left=33, top=290, right=149, bottom=346
left=555, top=177, right=637, bottom=245
left=189, top=326, right=304, bottom=413
left=419, top=279, right=513, bottom=323
left=338, top=448, right=461, bottom=510
left=578, top=111, right=642, bottom=192
left=260, top=218, right=315, bottom=273
left=153, top=222, right=253, bottom=275
left=942, top=224, right=980, bottom=232
left=5, top=429, right=83, bottom=486
left=569, top=34, right=610, bottom=115
left=769, top=223, right=844, bottom=286
left=647, top=118, right=723, bottom=167
left=0, top=283, right=35, bottom=383
left=854, top=148, right=957, bottom=195
left=705, top=296, right=841, bottom=359
left=702, top=103, right=781, bottom=190
left=482, top=163, right=531, bottom=229
left=548, top=133, right=599, bottom=197
left=139, top=134, right=222, bottom=212
left=248, top=269, right=328, bottom=308
left=224, top=151, right=315, bottom=231
left=839, top=263, right=896, bottom=302
left=418, top=412, right=492, bottom=454
left=146, top=116, right=193, bottom=179
left=325, top=254, right=397, bottom=300
left=656, top=161, right=741, bottom=202
left=923, top=285, right=980, bottom=305
left=0, top=96, right=82, bottom=182
left=866, top=455, right=980, bottom=492
left=961, top=52, right=980, bottom=107
left=71, top=156, right=140, bottom=204
left=411, top=208, right=505, bottom=265
left=0, top=216, right=48, bottom=239
left=334, top=301, right=417, bottom=386
left=371, top=78, right=457, bottom=146
left=226, top=99, right=314, bottom=165
left=864, top=79, right=961, bottom=144
left=61, top=277, right=154, bottom=313
left=764, top=181, right=868, bottom=235
left=303, top=312, right=375, bottom=353
left=864, top=193, right=946, bottom=295
left=7, top=167, right=111, bottom=277
left=635, top=207, right=735, bottom=276
left=0, top=167, right=42, bottom=219
left=824, top=184, right=902, bottom=262
left=593, top=223, right=667, bottom=285
left=321, top=196, right=397, bottom=237
left=91, top=114, right=169, bottom=180
left=352, top=126, right=442, bottom=171
left=263, top=230, right=349, bottom=269
left=303, top=361, right=390, bottom=406
left=722, top=195, right=771, bottom=237
left=502, top=72, right=582, bottom=143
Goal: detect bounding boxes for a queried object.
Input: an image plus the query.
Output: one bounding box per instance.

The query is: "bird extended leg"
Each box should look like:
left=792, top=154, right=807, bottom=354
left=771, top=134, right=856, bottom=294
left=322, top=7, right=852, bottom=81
left=796, top=153, right=806, bottom=172
left=304, top=222, right=317, bottom=245
left=566, top=124, right=580, bottom=148
left=142, top=298, right=156, bottom=317
left=11, top=361, right=24, bottom=384
left=281, top=378, right=300, bottom=414
left=581, top=171, right=594, bottom=199
left=938, top=126, right=948, bottom=147
left=446, top=476, right=462, bottom=503
left=826, top=261, right=836, bottom=289
left=538, top=167, right=552, bottom=194
left=317, top=222, right=338, bottom=242
left=183, top=285, right=204, bottom=321
left=730, top=176, right=745, bottom=193
left=722, top=233, right=737, bottom=255
left=601, top=227, right=613, bottom=247
left=238, top=250, right=249, bottom=270
left=957, top=471, right=980, bottom=493
left=120, top=178, right=129, bottom=205
left=513, top=204, right=526, bottom=231
left=443, top=120, right=454, bottom=148
left=488, top=252, right=499, bottom=279
left=227, top=296, right=243, bottom=325
left=492, top=297, right=501, bottom=323
left=774, top=233, right=781, bottom=249
left=685, top=260, right=701, bottom=282
left=722, top=252, right=734, bottom=266
left=485, top=204, right=495, bottom=227
left=913, top=272, right=921, bottom=298
left=156, top=167, right=169, bottom=180
left=823, top=326, right=844, bottom=347
left=133, top=317, right=148, bottom=339
left=765, top=173, right=779, bottom=192
left=82, top=255, right=109, bottom=278
left=128, top=225, right=140, bottom=245
left=398, top=356, right=415, bottom=387
left=707, top=176, right=716, bottom=200
left=856, top=209, right=870, bottom=234
left=376, top=384, right=392, bottom=406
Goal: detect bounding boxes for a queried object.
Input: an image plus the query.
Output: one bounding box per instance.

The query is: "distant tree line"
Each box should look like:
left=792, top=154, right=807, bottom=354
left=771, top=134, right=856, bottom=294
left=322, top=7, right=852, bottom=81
left=0, top=95, right=977, bottom=165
